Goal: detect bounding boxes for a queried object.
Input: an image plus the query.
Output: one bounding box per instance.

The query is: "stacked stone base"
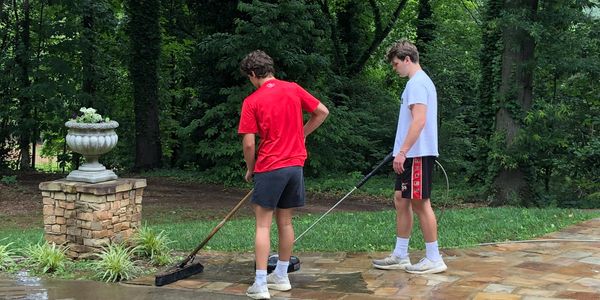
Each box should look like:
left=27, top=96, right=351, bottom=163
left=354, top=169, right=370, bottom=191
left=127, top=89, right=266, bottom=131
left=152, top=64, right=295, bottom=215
left=39, top=178, right=146, bottom=259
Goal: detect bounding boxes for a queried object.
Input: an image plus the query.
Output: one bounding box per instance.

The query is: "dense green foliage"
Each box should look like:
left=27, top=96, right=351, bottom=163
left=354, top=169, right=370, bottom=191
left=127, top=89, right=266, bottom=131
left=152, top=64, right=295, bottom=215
left=0, top=0, right=598, bottom=206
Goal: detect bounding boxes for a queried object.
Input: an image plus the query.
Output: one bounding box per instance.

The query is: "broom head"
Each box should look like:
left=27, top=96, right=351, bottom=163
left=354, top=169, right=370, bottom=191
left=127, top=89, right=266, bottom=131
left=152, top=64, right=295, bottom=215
left=155, top=259, right=204, bottom=286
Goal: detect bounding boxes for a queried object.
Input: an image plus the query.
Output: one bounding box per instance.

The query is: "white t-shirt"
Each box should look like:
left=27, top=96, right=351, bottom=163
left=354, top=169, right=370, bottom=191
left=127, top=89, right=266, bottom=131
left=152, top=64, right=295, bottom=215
left=393, top=70, right=438, bottom=158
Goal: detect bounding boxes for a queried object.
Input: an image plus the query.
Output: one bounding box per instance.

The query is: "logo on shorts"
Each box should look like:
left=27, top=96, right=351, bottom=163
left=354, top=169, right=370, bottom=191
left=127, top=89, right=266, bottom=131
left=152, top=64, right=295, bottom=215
left=401, top=183, right=408, bottom=191
left=412, top=157, right=423, bottom=199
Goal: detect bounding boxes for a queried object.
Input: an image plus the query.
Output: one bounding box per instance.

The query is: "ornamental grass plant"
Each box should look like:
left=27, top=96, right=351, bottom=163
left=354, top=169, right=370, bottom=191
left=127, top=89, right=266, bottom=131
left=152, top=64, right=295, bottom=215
left=131, top=225, right=174, bottom=266
left=25, top=242, right=68, bottom=274
left=94, top=243, right=139, bottom=282
left=0, top=238, right=15, bottom=271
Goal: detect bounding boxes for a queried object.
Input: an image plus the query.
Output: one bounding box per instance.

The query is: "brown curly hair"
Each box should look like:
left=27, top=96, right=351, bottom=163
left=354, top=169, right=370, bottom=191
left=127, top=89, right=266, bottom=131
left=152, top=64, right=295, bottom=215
left=240, top=50, right=275, bottom=78
left=386, top=39, right=419, bottom=64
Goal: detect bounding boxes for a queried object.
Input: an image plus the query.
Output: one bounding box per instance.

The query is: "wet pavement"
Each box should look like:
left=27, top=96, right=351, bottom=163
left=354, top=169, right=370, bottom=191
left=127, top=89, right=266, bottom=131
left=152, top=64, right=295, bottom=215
left=0, top=271, right=245, bottom=299
left=2, top=218, right=600, bottom=299
left=128, top=218, right=600, bottom=299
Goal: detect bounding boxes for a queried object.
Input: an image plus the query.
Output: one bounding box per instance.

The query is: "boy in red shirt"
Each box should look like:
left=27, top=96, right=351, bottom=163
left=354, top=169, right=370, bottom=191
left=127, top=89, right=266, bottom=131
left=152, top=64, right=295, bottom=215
left=238, top=50, right=329, bottom=299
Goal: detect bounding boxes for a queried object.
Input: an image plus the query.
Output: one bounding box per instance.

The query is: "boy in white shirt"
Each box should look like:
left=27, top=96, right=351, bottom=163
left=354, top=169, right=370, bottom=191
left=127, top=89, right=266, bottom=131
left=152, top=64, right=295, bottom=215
left=372, top=39, right=447, bottom=274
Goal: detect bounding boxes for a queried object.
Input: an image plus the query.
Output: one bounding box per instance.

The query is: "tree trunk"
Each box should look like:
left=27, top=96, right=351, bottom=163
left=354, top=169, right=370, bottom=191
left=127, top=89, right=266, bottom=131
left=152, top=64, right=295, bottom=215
left=415, top=0, right=434, bottom=56
left=313, top=0, right=345, bottom=74
left=479, top=0, right=503, bottom=138
left=81, top=0, right=96, bottom=108
left=492, top=0, right=538, bottom=205
left=128, top=0, right=162, bottom=170
left=14, top=0, right=31, bottom=170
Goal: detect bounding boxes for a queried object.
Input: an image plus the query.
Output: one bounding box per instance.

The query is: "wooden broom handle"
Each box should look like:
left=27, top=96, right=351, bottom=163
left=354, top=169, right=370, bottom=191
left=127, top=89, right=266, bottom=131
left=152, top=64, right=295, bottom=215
left=179, top=189, right=253, bottom=267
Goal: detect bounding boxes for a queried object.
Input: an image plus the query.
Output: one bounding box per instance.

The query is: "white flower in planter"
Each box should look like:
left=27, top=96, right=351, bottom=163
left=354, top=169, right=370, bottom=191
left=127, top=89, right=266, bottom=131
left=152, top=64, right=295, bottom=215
left=72, top=107, right=111, bottom=124
left=65, top=107, right=119, bottom=183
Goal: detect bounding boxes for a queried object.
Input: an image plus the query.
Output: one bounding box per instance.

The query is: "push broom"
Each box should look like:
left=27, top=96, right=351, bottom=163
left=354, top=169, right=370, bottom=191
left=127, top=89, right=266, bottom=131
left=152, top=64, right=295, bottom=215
left=155, top=152, right=394, bottom=286
left=155, top=190, right=254, bottom=286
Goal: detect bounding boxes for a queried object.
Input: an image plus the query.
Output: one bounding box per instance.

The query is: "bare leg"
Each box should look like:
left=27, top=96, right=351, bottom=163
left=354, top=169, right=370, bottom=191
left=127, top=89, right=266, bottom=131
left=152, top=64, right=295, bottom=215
left=254, top=204, right=274, bottom=270
left=394, top=191, right=413, bottom=238
left=275, top=208, right=294, bottom=261
left=410, top=198, right=437, bottom=242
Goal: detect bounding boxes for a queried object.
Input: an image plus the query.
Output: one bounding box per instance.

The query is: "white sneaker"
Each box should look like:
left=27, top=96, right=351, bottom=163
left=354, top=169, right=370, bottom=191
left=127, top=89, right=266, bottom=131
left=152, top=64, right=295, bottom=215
left=267, top=273, right=292, bottom=291
left=372, top=254, right=411, bottom=270
left=405, top=257, right=447, bottom=274
left=246, top=282, right=270, bottom=299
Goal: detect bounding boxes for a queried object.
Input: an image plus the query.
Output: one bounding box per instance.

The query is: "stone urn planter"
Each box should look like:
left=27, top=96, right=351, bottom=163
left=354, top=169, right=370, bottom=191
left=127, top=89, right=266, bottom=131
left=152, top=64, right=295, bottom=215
left=65, top=120, right=119, bottom=183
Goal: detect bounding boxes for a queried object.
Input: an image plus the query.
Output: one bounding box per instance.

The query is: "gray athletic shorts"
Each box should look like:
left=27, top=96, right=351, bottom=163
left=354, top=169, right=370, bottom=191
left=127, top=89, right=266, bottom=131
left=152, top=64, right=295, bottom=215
left=252, top=166, right=305, bottom=209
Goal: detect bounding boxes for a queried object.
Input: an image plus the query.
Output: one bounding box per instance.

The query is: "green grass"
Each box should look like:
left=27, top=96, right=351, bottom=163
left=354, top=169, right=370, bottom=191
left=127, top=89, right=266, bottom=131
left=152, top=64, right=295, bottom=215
left=0, top=230, right=45, bottom=252
left=155, top=207, right=599, bottom=252
left=35, top=161, right=67, bottom=173
left=2, top=208, right=598, bottom=253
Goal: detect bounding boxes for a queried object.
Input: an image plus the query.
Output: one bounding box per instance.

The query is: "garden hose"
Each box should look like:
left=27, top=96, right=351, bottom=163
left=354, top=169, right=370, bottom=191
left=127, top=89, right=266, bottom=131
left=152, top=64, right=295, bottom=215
left=435, top=160, right=450, bottom=225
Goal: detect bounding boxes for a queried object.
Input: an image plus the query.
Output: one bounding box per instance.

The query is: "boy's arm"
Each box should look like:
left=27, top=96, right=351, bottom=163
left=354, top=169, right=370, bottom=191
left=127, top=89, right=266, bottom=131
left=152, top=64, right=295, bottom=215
left=304, top=103, right=329, bottom=137
left=393, top=103, right=427, bottom=174
left=242, top=133, right=256, bottom=182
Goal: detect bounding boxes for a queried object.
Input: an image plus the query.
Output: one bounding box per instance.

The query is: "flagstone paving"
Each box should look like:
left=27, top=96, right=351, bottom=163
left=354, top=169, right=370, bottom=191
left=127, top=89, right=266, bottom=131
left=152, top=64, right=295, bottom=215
left=123, top=218, right=600, bottom=299
left=2, top=218, right=599, bottom=299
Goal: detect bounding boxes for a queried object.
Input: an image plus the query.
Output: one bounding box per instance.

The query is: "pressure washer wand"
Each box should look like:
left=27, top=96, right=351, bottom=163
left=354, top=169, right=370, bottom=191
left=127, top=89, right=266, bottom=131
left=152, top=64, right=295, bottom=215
left=294, top=152, right=394, bottom=243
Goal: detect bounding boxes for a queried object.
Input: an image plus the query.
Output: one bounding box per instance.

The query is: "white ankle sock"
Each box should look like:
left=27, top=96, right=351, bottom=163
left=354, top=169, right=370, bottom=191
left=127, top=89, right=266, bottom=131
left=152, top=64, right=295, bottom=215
left=392, top=237, right=410, bottom=258
left=274, top=260, right=289, bottom=278
left=425, top=241, right=442, bottom=262
left=255, top=269, right=267, bottom=286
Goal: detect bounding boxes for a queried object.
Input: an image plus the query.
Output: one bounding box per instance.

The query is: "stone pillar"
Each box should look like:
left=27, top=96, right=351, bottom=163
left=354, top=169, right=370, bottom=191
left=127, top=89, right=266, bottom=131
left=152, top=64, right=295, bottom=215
left=39, top=178, right=146, bottom=259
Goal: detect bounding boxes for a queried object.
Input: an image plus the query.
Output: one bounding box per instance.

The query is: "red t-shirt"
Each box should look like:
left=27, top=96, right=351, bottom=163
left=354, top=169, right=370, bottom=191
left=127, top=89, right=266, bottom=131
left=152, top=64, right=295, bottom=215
left=238, top=79, right=320, bottom=173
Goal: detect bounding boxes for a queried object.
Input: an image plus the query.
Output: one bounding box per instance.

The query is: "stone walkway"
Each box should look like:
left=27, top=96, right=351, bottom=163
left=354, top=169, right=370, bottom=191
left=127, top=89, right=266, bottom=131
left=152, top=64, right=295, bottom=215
left=126, top=218, right=600, bottom=300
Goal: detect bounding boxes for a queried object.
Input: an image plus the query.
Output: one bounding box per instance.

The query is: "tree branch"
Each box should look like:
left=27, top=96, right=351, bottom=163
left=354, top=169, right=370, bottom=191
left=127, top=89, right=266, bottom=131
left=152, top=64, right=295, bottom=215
left=348, top=0, right=409, bottom=74
left=35, top=0, right=44, bottom=69
left=461, top=0, right=481, bottom=26
left=11, top=0, right=19, bottom=31
left=368, top=0, right=382, bottom=35
left=0, top=0, right=12, bottom=54
left=310, top=0, right=345, bottom=70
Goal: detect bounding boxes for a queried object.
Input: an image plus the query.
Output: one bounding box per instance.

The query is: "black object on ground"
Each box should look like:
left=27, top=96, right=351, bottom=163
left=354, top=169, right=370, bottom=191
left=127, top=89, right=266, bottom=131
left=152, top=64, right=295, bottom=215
left=265, top=152, right=394, bottom=275
left=265, top=254, right=301, bottom=274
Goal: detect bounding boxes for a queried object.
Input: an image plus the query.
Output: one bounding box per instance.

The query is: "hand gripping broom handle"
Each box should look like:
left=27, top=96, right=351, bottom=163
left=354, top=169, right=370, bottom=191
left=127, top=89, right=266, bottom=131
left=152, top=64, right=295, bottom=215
left=178, top=189, right=253, bottom=268
left=294, top=152, right=394, bottom=243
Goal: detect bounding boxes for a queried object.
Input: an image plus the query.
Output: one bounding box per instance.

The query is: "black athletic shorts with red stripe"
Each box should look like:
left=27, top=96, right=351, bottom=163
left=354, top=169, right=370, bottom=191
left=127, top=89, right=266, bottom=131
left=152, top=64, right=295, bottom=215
left=395, top=156, right=436, bottom=200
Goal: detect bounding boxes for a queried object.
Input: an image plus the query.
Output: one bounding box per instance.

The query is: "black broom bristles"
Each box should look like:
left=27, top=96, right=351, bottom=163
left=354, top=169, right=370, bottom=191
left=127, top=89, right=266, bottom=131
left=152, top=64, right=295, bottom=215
left=155, top=261, right=204, bottom=286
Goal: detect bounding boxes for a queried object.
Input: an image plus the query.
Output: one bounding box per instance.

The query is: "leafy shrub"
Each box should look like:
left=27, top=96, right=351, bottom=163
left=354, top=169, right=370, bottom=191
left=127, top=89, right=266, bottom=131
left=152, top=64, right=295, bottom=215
left=25, top=242, right=68, bottom=273
left=94, top=243, right=138, bottom=282
left=0, top=239, right=15, bottom=270
left=132, top=225, right=173, bottom=266
left=0, top=175, right=17, bottom=185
